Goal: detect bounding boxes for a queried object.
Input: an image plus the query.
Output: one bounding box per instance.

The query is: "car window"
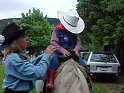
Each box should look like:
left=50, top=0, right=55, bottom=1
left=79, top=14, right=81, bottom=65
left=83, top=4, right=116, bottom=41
left=90, top=53, right=117, bottom=63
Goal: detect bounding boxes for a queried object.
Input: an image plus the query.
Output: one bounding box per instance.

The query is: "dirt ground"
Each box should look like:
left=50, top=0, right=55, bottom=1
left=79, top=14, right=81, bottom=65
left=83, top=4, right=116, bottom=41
left=92, top=74, right=124, bottom=93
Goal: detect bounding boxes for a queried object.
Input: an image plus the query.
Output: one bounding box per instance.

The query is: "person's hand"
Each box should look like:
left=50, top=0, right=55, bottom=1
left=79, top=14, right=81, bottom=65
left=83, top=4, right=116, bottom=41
left=73, top=48, right=79, bottom=56
left=45, top=45, right=56, bottom=56
left=62, top=49, right=71, bottom=57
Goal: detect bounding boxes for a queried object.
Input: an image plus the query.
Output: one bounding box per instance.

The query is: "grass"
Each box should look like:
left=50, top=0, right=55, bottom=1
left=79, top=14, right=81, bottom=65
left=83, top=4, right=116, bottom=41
left=0, top=64, right=4, bottom=93
left=92, top=83, right=104, bottom=93
left=93, top=82, right=123, bottom=93
left=0, top=64, right=106, bottom=93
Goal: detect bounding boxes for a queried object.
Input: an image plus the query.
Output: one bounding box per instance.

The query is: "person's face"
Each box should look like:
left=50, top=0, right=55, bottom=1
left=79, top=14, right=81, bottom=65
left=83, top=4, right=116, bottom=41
left=18, top=34, right=28, bottom=50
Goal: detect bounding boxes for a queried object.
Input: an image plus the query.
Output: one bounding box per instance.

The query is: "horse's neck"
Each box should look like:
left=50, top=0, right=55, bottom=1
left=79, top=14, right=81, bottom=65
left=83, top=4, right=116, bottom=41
left=54, top=59, right=90, bottom=93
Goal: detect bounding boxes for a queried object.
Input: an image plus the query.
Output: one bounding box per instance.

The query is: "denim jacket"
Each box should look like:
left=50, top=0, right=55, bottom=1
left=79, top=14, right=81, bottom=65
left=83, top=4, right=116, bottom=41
left=2, top=52, right=50, bottom=91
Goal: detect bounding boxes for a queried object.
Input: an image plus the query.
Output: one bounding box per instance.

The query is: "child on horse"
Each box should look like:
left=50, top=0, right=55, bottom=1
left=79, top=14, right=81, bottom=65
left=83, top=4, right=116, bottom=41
left=46, top=9, right=87, bottom=89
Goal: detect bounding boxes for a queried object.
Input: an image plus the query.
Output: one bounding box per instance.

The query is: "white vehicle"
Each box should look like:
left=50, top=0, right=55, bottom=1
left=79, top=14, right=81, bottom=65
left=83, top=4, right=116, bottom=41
left=80, top=51, right=121, bottom=80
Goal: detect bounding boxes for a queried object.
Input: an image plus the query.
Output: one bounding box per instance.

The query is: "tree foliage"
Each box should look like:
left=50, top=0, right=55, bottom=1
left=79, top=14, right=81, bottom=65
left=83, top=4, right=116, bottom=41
left=77, top=0, right=124, bottom=51
left=16, top=8, right=52, bottom=50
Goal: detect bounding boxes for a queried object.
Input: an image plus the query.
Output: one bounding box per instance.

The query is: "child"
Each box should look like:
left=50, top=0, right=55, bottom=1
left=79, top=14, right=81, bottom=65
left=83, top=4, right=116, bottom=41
left=46, top=9, right=87, bottom=89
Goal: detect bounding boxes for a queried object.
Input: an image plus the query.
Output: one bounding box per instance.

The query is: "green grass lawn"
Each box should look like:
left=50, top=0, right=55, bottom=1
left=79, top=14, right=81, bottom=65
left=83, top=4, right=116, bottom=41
left=0, top=63, right=103, bottom=93
left=0, top=64, right=4, bottom=93
left=92, top=83, right=104, bottom=93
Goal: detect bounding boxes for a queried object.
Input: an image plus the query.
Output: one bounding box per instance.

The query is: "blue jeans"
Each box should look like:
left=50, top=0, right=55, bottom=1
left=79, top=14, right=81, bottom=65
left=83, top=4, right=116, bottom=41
left=48, top=52, right=87, bottom=70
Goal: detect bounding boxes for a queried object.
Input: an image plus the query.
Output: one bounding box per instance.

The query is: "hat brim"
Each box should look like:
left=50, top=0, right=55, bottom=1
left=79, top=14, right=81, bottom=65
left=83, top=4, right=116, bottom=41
left=2, top=27, right=29, bottom=46
left=57, top=11, right=85, bottom=34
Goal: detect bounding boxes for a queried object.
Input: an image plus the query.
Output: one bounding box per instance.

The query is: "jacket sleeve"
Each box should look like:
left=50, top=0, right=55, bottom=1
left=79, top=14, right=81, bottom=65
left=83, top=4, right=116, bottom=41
left=30, top=54, right=44, bottom=65
left=74, top=37, right=81, bottom=51
left=9, top=53, right=50, bottom=80
left=50, top=31, right=65, bottom=53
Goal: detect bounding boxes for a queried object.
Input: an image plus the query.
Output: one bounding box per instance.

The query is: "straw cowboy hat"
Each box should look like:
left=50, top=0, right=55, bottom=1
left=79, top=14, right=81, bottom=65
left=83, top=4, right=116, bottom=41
left=57, top=9, right=85, bottom=34
left=1, top=22, right=30, bottom=46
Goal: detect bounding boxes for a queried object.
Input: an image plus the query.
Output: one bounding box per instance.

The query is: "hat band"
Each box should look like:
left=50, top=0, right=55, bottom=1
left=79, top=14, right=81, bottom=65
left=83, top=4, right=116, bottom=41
left=63, top=16, right=77, bottom=27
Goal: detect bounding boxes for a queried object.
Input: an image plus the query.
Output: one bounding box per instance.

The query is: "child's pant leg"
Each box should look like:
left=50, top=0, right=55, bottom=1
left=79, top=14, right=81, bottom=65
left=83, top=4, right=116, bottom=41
left=78, top=57, right=87, bottom=68
left=48, top=52, right=59, bottom=70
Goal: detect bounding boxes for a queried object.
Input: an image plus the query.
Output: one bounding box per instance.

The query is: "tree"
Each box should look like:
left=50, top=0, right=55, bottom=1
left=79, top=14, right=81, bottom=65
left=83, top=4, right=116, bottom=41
left=77, top=0, right=124, bottom=51
left=16, top=8, right=52, bottom=51
left=77, top=0, right=124, bottom=72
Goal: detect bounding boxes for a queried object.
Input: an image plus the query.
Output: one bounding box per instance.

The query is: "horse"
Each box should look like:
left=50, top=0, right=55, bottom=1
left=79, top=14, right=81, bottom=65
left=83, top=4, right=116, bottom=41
left=36, top=52, right=92, bottom=93
left=54, top=59, right=92, bottom=93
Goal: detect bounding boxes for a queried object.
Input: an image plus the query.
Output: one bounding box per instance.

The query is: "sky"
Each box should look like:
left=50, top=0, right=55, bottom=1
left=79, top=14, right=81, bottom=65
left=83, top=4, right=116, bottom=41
left=0, top=0, right=78, bottom=19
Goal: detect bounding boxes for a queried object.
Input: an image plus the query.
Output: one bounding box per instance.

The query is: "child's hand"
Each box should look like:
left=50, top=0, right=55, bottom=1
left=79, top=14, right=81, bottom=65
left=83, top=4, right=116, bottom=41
left=62, top=49, right=71, bottom=57
left=45, top=45, right=55, bottom=56
left=73, top=48, right=79, bottom=56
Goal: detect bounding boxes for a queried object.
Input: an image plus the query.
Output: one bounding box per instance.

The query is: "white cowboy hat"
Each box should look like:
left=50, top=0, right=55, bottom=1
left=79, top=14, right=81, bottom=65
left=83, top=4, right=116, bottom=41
left=57, top=9, right=85, bottom=34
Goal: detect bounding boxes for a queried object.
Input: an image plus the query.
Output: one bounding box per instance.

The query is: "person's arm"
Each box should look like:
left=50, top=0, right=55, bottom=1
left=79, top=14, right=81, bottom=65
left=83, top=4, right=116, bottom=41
left=73, top=37, right=81, bottom=56
left=74, top=37, right=81, bottom=51
left=9, top=53, right=50, bottom=80
left=30, top=54, right=44, bottom=65
left=51, top=31, right=65, bottom=53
